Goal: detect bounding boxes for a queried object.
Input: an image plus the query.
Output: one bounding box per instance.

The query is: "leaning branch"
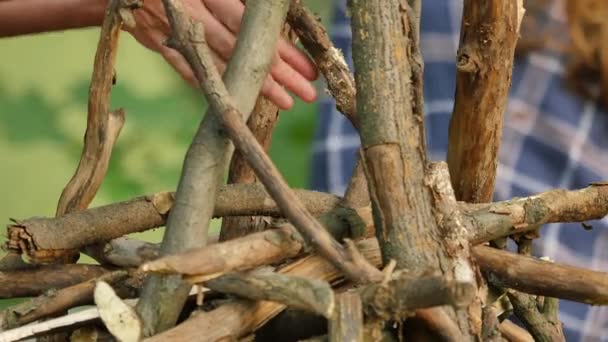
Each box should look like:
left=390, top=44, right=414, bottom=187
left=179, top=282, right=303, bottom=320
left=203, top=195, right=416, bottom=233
left=0, top=271, right=130, bottom=330
left=219, top=24, right=297, bottom=241
left=446, top=0, right=521, bottom=203
left=135, top=0, right=291, bottom=334
left=287, top=0, right=357, bottom=127
left=164, top=0, right=381, bottom=284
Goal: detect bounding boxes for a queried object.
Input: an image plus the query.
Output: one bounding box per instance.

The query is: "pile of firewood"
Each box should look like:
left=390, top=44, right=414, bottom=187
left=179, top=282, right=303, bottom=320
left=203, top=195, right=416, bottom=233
left=1, top=0, right=607, bottom=341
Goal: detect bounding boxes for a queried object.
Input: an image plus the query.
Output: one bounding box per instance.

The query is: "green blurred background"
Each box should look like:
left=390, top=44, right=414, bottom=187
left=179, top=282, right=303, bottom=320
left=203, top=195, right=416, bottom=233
left=0, top=1, right=331, bottom=263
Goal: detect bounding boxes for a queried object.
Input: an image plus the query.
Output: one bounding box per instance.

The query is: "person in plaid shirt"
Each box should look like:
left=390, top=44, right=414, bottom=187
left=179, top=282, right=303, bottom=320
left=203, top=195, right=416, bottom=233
left=311, top=0, right=608, bottom=340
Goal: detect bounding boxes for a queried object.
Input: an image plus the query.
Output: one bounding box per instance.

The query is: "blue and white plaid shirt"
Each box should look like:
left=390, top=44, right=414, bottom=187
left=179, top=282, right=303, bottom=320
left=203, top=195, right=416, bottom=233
left=311, top=1, right=608, bottom=340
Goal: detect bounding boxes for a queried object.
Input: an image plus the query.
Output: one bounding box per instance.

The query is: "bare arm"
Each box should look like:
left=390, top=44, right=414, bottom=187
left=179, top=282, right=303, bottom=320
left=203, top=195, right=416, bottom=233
left=0, top=0, right=106, bottom=37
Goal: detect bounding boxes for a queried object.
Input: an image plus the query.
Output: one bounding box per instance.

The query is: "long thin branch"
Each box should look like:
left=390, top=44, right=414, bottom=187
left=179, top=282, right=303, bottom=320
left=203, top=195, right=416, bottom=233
left=468, top=182, right=608, bottom=243
left=0, top=264, right=109, bottom=298
left=474, top=245, right=608, bottom=305
left=0, top=271, right=130, bottom=330
left=56, top=0, right=131, bottom=217
left=163, top=0, right=381, bottom=284
left=219, top=24, right=297, bottom=241
left=143, top=234, right=608, bottom=308
left=8, top=182, right=608, bottom=267
left=6, top=184, right=339, bottom=257
left=135, top=0, right=291, bottom=335
left=287, top=0, right=357, bottom=127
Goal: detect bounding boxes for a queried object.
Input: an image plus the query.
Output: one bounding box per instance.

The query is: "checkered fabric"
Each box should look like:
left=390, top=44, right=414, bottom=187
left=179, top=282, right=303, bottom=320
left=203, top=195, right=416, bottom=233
left=310, top=1, right=608, bottom=340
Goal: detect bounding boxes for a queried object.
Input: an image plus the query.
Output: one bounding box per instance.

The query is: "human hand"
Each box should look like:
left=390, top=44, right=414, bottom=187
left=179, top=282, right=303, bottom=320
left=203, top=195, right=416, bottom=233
left=127, top=0, right=318, bottom=109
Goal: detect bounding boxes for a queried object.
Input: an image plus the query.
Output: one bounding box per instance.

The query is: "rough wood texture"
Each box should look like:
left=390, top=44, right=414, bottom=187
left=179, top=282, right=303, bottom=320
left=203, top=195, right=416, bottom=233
left=508, top=291, right=565, bottom=342
left=142, top=225, right=305, bottom=277
left=329, top=290, right=363, bottom=342
left=468, top=182, right=608, bottom=243
left=0, top=271, right=129, bottom=330
left=219, top=23, right=297, bottom=242
left=0, top=264, right=109, bottom=298
left=361, top=271, right=476, bottom=319
left=219, top=96, right=280, bottom=241
left=350, top=1, right=477, bottom=338
left=287, top=0, right=357, bottom=127
left=474, top=245, right=608, bottom=305
left=164, top=0, right=381, bottom=285
left=206, top=268, right=335, bottom=318
left=145, top=239, right=381, bottom=342
left=498, top=319, right=534, bottom=342
left=56, top=0, right=129, bottom=217
left=6, top=184, right=338, bottom=258
left=446, top=0, right=521, bottom=203
left=135, top=0, right=291, bottom=335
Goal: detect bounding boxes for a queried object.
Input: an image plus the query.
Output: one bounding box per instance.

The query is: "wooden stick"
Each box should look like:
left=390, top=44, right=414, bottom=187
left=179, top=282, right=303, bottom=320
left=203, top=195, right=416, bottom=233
left=6, top=184, right=338, bottom=257
left=474, top=245, right=608, bottom=305
left=287, top=0, right=357, bottom=128
left=0, top=271, right=130, bottom=330
left=508, top=291, right=565, bottom=342
left=361, top=271, right=476, bottom=319
left=329, top=290, right=363, bottom=342
left=135, top=0, right=291, bottom=334
left=163, top=0, right=381, bottom=285
left=205, top=268, right=335, bottom=318
left=141, top=225, right=305, bottom=277
left=468, top=182, right=608, bottom=244
left=219, top=23, right=297, bottom=241
left=7, top=181, right=608, bottom=260
left=49, top=0, right=131, bottom=264
left=0, top=264, right=109, bottom=298
left=446, top=0, right=521, bottom=203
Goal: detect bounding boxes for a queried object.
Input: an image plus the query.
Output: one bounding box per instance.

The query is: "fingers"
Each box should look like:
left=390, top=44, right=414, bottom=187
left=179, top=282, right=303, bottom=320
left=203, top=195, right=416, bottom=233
left=269, top=52, right=317, bottom=103
left=202, top=0, right=317, bottom=99
left=276, top=39, right=318, bottom=81
left=159, top=37, right=295, bottom=109
left=203, top=0, right=244, bottom=34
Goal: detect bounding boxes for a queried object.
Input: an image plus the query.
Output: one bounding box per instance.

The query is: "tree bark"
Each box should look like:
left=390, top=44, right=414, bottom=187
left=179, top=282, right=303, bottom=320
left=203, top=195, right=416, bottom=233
left=447, top=0, right=521, bottom=203
left=135, top=0, right=291, bottom=335
left=350, top=0, right=477, bottom=337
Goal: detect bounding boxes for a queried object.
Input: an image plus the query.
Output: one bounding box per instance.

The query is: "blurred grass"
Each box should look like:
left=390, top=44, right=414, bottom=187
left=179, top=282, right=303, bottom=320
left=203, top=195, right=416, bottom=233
left=0, top=1, right=332, bottom=307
